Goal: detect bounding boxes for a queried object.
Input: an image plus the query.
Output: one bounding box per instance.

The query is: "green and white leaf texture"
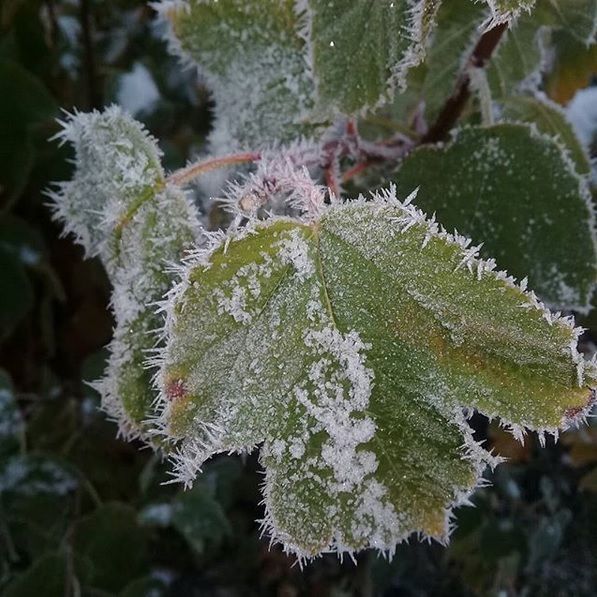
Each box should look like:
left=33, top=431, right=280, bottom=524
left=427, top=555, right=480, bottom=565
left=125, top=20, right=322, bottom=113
left=396, top=123, right=597, bottom=311
left=155, top=0, right=319, bottom=152
left=301, top=0, right=442, bottom=116
left=157, top=187, right=595, bottom=560
left=50, top=107, right=202, bottom=440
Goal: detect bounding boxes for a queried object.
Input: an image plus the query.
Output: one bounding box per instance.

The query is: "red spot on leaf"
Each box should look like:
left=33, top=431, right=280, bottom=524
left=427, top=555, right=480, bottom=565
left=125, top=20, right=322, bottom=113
left=166, top=378, right=187, bottom=401
left=565, top=389, right=596, bottom=421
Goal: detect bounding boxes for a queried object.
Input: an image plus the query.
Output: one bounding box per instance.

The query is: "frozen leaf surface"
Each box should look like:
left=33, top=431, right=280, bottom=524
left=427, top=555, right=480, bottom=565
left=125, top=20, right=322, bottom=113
left=305, top=0, right=442, bottom=116
left=156, top=0, right=318, bottom=152
left=50, top=107, right=201, bottom=438
left=396, top=123, right=596, bottom=311
left=158, top=190, right=594, bottom=558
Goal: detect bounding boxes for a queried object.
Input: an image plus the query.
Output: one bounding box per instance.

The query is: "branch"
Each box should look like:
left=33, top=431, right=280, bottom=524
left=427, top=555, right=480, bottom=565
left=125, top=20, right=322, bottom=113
left=167, top=152, right=261, bottom=187
left=421, top=22, right=508, bottom=144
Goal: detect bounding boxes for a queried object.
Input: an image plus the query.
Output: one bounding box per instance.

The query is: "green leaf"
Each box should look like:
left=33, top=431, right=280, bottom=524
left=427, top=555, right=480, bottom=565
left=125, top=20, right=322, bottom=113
left=171, top=485, right=231, bottom=554
left=156, top=0, right=319, bottom=151
left=158, top=191, right=593, bottom=558
left=4, top=553, right=70, bottom=597
left=50, top=107, right=201, bottom=438
left=74, top=503, right=148, bottom=592
left=499, top=94, right=591, bottom=175
left=306, top=0, right=441, bottom=116
left=396, top=123, right=596, bottom=310
left=536, top=0, right=597, bottom=45
left=488, top=1, right=596, bottom=99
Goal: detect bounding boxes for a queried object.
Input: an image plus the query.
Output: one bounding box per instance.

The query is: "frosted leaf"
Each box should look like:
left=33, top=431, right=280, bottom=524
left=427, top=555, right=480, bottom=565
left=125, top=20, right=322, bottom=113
left=303, top=0, right=442, bottom=116
left=499, top=93, right=591, bottom=175
left=488, top=0, right=596, bottom=98
left=50, top=107, right=201, bottom=439
left=396, top=123, right=596, bottom=311
left=155, top=0, right=320, bottom=153
left=157, top=189, right=594, bottom=559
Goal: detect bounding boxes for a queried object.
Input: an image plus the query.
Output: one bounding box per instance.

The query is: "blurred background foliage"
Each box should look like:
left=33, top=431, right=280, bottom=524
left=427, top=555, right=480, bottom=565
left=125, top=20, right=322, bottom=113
left=0, top=1, right=597, bottom=595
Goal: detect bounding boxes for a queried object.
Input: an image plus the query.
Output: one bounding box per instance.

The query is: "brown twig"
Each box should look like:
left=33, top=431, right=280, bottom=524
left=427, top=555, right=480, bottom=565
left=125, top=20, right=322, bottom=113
left=421, top=22, right=508, bottom=144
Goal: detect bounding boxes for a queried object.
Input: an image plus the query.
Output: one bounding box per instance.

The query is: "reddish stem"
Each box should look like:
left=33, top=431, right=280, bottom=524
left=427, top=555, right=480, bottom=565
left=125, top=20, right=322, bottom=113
left=167, top=152, right=261, bottom=187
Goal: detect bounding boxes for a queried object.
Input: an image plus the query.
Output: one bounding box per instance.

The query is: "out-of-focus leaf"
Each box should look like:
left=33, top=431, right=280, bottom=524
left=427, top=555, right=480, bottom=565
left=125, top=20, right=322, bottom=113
left=388, top=0, right=486, bottom=127
left=546, top=29, right=597, bottom=105
left=171, top=486, right=231, bottom=554
left=119, top=576, right=169, bottom=597
left=74, top=502, right=149, bottom=592
left=0, top=60, right=57, bottom=204
left=3, top=552, right=67, bottom=597
left=499, top=94, right=591, bottom=175
left=0, top=247, right=34, bottom=339
left=396, top=123, right=596, bottom=309
left=0, top=455, right=78, bottom=559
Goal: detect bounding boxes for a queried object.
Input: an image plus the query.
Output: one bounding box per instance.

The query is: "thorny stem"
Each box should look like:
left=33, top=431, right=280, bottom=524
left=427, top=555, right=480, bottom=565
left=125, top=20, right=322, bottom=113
left=167, top=152, right=261, bottom=187
left=421, top=22, right=508, bottom=143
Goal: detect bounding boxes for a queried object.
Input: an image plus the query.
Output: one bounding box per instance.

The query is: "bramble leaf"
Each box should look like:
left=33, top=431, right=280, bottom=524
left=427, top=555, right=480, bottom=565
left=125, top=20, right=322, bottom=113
left=157, top=190, right=594, bottom=558
left=50, top=107, right=201, bottom=439
left=156, top=0, right=319, bottom=152
left=396, top=123, right=596, bottom=310
left=305, top=0, right=441, bottom=116
left=499, top=94, right=591, bottom=175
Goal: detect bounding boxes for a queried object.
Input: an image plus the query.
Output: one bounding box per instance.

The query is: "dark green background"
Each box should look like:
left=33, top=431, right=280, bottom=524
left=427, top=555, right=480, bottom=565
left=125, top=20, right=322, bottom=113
left=1, top=2, right=597, bottom=595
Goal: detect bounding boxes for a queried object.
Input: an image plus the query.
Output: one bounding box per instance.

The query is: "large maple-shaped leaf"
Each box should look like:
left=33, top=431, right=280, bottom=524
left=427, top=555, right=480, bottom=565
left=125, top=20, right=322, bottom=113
left=158, top=189, right=594, bottom=558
